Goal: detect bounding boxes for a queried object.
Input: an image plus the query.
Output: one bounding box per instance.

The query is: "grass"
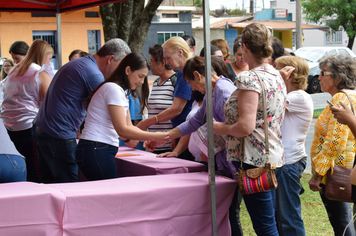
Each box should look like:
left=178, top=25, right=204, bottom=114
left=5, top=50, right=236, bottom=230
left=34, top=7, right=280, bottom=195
left=240, top=173, right=335, bottom=235
left=313, top=108, right=325, bottom=118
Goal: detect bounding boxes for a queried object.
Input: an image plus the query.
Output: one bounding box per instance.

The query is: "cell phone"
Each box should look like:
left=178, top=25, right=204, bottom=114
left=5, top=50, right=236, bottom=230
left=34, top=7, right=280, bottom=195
left=327, top=100, right=335, bottom=107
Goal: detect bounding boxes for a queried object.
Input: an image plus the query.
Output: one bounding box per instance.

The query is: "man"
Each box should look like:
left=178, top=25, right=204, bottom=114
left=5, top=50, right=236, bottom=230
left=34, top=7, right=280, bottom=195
left=34, top=38, right=131, bottom=183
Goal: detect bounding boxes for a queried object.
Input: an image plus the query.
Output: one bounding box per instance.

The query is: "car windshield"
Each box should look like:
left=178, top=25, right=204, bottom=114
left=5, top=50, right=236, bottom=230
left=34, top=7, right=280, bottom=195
left=295, top=48, right=329, bottom=63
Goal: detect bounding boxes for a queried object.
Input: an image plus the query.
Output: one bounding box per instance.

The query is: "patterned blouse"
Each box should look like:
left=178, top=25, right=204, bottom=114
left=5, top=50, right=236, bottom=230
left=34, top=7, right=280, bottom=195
left=311, top=92, right=356, bottom=184
left=225, top=64, right=287, bottom=167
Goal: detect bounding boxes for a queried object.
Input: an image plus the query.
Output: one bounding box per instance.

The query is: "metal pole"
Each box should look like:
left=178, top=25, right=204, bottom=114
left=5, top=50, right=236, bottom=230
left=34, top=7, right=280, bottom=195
left=56, top=0, right=62, bottom=68
left=202, top=0, right=217, bottom=235
left=296, top=0, right=302, bottom=49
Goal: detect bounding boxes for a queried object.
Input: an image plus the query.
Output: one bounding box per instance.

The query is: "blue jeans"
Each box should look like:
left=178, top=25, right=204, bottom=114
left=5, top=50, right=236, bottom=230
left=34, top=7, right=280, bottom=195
left=34, top=127, right=78, bottom=183
left=7, top=127, right=39, bottom=182
left=76, top=139, right=118, bottom=181
left=320, top=186, right=355, bottom=236
left=0, top=154, right=26, bottom=183
left=274, top=157, right=306, bottom=236
left=233, top=161, right=279, bottom=236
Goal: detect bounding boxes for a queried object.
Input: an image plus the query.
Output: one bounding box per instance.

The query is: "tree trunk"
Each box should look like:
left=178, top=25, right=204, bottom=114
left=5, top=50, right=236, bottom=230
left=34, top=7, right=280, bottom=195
left=347, top=35, right=355, bottom=50
left=100, top=0, right=164, bottom=52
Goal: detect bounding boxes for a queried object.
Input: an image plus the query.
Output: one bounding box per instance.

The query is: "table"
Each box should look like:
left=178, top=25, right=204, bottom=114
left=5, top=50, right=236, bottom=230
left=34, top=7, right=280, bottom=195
left=0, top=182, right=65, bottom=236
left=116, top=146, right=206, bottom=177
left=50, top=172, right=237, bottom=236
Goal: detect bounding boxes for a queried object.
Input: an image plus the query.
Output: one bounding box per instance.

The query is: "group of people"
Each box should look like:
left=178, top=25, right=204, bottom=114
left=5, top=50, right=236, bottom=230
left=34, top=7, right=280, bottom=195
left=1, top=22, right=356, bottom=236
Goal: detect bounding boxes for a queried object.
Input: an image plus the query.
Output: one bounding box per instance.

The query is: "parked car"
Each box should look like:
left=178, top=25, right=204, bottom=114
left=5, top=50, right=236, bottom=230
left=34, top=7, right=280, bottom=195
left=294, top=46, right=356, bottom=94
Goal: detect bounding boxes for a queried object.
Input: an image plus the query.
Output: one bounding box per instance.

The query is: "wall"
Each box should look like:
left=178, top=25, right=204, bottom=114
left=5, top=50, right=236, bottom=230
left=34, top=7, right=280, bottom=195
left=0, top=7, right=104, bottom=65
left=193, top=28, right=226, bottom=56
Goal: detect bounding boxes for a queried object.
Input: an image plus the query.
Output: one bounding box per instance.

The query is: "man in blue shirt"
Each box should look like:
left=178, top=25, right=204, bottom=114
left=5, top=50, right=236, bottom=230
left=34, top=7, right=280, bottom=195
left=34, top=38, right=131, bottom=183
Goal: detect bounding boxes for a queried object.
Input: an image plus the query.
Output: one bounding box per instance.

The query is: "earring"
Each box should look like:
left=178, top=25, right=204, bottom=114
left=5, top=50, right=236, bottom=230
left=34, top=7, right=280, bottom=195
left=199, top=79, right=201, bottom=82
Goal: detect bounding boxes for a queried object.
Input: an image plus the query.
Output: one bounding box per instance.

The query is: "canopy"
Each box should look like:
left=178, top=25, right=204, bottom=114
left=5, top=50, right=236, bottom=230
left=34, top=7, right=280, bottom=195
left=0, top=0, right=123, bottom=13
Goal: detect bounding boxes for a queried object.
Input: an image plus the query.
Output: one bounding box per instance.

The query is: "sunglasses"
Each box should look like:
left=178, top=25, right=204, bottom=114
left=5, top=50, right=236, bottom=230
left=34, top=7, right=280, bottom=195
left=321, top=71, right=332, bottom=76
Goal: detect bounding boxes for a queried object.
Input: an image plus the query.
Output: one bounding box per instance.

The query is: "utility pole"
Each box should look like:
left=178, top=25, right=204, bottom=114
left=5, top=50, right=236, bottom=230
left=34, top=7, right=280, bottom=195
left=250, top=0, right=254, bottom=14
left=296, top=0, right=302, bottom=49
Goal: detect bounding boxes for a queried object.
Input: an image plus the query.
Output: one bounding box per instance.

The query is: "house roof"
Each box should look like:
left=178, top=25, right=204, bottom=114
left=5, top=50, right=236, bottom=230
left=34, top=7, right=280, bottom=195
left=192, top=15, right=253, bottom=29
left=231, top=20, right=329, bottom=31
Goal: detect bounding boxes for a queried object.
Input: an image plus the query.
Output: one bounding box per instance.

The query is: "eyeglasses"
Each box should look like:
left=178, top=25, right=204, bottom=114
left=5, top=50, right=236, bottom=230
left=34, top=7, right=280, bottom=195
left=321, top=71, right=332, bottom=76
left=3, top=65, right=12, bottom=68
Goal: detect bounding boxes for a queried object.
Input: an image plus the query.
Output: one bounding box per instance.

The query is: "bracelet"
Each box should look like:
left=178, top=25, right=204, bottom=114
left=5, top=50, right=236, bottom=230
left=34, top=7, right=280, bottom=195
left=122, top=138, right=130, bottom=143
left=155, top=115, right=159, bottom=123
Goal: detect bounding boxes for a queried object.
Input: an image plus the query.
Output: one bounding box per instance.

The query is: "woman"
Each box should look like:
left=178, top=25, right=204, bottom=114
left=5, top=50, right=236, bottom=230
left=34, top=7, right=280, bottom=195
left=211, top=39, right=231, bottom=62
left=213, top=23, right=287, bottom=236
left=199, top=45, right=224, bottom=59
left=9, top=41, right=29, bottom=64
left=136, top=44, right=180, bottom=153
left=1, top=59, right=14, bottom=81
left=308, top=54, right=356, bottom=236
left=274, top=56, right=313, bottom=235
left=1, top=39, right=54, bottom=182
left=75, top=52, right=168, bottom=181
left=227, top=37, right=249, bottom=78
left=68, top=49, right=91, bottom=61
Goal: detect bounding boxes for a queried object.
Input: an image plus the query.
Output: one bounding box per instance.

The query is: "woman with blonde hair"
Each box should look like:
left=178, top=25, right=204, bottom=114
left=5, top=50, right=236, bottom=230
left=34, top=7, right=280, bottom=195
left=1, top=39, right=54, bottom=182
left=274, top=56, right=313, bottom=235
left=162, top=36, right=192, bottom=72
left=1, top=59, right=14, bottom=81
left=213, top=23, right=287, bottom=235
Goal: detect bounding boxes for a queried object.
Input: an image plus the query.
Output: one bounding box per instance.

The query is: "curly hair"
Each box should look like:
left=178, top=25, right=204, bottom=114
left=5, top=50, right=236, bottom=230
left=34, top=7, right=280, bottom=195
left=275, top=56, right=309, bottom=90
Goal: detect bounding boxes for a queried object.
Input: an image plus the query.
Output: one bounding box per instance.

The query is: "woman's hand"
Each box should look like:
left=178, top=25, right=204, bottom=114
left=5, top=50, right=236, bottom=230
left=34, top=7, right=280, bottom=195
left=213, top=121, right=226, bottom=136
left=157, top=151, right=179, bottom=158
left=200, top=152, right=208, bottom=162
left=279, top=66, right=295, bottom=81
left=308, top=172, right=322, bottom=192
left=125, top=140, right=139, bottom=148
left=143, top=140, right=156, bottom=152
left=136, top=119, right=149, bottom=131
left=330, top=101, right=354, bottom=126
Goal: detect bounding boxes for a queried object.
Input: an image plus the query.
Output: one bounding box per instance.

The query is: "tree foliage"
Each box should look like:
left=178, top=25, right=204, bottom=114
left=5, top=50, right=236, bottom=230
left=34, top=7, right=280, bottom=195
left=99, top=0, right=164, bottom=52
left=227, top=8, right=246, bottom=15
left=302, top=0, right=356, bottom=49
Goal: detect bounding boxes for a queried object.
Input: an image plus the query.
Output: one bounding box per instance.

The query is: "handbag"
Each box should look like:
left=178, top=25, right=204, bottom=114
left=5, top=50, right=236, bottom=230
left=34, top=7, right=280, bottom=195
left=324, top=90, right=355, bottom=202
left=237, top=70, right=278, bottom=195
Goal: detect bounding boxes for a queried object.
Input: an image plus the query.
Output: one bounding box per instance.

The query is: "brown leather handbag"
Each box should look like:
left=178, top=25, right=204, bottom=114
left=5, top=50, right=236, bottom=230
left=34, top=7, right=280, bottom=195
left=237, top=70, right=278, bottom=195
left=324, top=91, right=354, bottom=202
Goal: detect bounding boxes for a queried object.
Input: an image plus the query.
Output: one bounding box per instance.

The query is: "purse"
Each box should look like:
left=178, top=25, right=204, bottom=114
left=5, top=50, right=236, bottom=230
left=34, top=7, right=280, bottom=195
left=324, top=90, right=355, bottom=202
left=237, top=70, right=278, bottom=195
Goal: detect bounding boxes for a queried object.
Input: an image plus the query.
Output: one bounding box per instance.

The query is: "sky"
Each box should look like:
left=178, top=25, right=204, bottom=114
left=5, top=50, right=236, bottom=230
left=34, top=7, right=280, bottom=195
left=209, top=0, right=270, bottom=12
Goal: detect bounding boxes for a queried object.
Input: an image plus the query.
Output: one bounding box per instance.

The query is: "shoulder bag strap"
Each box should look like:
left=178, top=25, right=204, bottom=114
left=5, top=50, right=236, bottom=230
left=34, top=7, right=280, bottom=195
left=340, top=90, right=355, bottom=114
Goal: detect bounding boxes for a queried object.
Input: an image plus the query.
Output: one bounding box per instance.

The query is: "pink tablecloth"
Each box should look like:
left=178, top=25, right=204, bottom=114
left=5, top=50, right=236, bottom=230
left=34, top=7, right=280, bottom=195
left=50, top=172, right=237, bottom=236
left=116, top=146, right=206, bottom=177
left=0, top=182, right=65, bottom=236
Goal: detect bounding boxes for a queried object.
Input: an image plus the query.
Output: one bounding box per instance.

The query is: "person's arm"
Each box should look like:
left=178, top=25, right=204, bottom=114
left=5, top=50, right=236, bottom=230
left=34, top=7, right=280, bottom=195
left=109, top=104, right=168, bottom=143
left=157, top=134, right=190, bottom=157
left=330, top=101, right=356, bottom=137
left=38, top=70, right=51, bottom=101
left=136, top=97, right=188, bottom=131
left=213, top=89, right=258, bottom=137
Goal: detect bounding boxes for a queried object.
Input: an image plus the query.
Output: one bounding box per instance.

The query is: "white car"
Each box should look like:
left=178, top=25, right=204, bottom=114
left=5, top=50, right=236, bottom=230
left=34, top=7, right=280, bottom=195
left=294, top=46, right=356, bottom=94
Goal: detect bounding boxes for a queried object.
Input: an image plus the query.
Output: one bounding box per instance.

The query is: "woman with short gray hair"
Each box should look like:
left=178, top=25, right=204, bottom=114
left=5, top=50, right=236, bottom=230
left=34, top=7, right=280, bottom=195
left=309, top=53, right=356, bottom=236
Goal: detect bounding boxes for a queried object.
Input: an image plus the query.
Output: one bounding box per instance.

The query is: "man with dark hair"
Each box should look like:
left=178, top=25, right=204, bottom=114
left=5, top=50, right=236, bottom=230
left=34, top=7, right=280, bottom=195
left=9, top=41, right=29, bottom=64
left=34, top=38, right=131, bottom=183
left=182, top=35, right=196, bottom=53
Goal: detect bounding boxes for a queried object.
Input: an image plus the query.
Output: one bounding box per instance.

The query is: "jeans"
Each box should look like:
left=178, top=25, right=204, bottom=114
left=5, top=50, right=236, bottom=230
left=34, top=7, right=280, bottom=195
left=320, top=186, right=355, bottom=236
left=229, top=187, right=244, bottom=236
left=7, top=126, right=39, bottom=182
left=233, top=161, right=279, bottom=236
left=34, top=127, right=78, bottom=183
left=76, top=139, right=118, bottom=181
left=0, top=154, right=26, bottom=183
left=274, top=157, right=306, bottom=236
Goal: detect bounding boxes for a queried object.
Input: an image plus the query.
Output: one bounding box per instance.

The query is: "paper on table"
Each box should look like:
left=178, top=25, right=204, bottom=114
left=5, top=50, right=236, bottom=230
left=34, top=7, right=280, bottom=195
left=115, top=153, right=141, bottom=157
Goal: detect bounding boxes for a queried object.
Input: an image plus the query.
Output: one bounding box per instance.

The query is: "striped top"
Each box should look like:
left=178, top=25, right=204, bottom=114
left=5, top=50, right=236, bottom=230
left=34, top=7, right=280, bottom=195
left=147, top=74, right=176, bottom=152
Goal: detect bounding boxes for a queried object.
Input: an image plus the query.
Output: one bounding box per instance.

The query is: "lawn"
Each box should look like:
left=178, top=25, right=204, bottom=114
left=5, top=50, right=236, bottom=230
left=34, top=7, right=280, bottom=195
left=239, top=173, right=336, bottom=235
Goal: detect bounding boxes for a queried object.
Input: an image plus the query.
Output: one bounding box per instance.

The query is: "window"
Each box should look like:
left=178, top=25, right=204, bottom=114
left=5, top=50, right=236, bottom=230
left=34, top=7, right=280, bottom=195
left=85, top=11, right=99, bottom=17
left=88, top=30, right=101, bottom=54
left=31, top=13, right=56, bottom=17
left=162, top=13, right=178, bottom=18
left=325, top=31, right=342, bottom=44
left=157, top=32, right=184, bottom=44
left=33, top=31, right=57, bottom=69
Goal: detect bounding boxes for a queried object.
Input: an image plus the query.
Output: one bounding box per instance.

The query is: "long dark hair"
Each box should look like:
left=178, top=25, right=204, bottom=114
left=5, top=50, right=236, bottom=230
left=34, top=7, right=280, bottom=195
left=86, top=52, right=150, bottom=114
left=183, top=56, right=235, bottom=83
